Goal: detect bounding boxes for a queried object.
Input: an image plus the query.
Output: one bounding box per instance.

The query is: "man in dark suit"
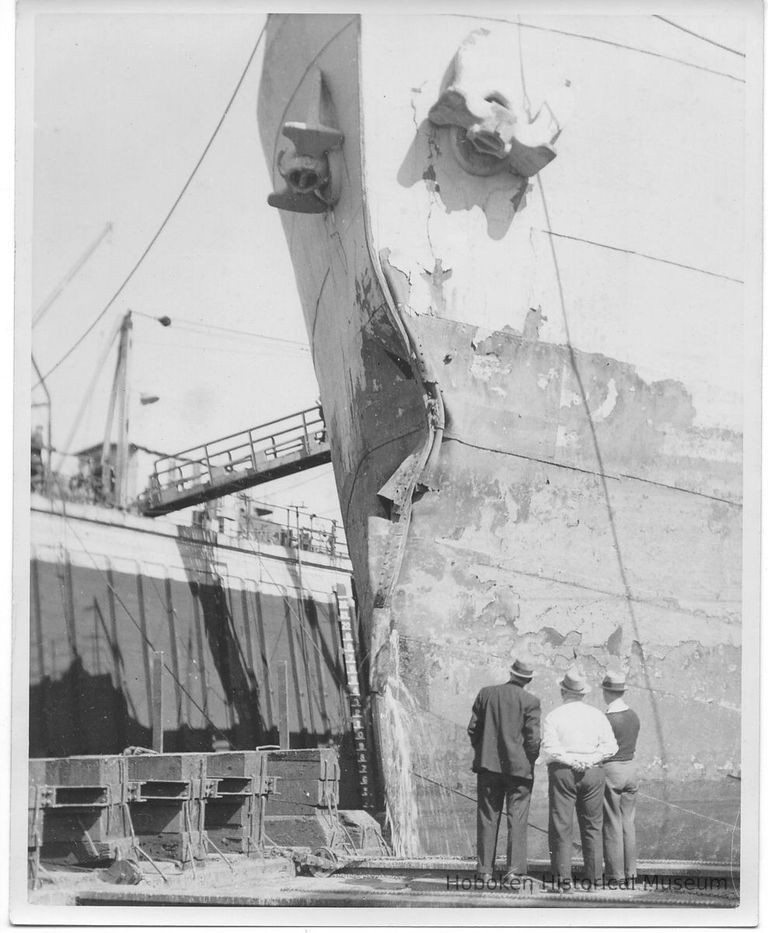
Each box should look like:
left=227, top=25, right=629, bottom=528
left=467, top=653, right=541, bottom=881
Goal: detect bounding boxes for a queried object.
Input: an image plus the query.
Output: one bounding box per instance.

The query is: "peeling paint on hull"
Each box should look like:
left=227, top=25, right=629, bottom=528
left=258, top=14, right=743, bottom=860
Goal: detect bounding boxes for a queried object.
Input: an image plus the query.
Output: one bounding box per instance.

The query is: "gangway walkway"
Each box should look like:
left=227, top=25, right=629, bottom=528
left=140, top=406, right=330, bottom=516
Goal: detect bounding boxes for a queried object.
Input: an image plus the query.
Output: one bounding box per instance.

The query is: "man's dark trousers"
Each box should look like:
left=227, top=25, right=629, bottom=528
left=476, top=769, right=533, bottom=876
left=548, top=763, right=605, bottom=883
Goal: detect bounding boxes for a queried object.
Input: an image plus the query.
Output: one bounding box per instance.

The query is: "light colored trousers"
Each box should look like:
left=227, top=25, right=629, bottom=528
left=548, top=763, right=605, bottom=883
left=603, top=760, right=638, bottom=879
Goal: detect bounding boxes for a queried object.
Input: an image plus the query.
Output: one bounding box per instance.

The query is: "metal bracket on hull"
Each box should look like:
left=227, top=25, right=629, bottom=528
left=268, top=70, right=344, bottom=213
left=378, top=249, right=446, bottom=496
left=377, top=452, right=422, bottom=520
left=428, top=29, right=571, bottom=178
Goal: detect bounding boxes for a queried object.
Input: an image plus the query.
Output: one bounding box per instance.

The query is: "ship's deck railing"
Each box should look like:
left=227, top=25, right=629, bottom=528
left=140, top=406, right=330, bottom=516
left=32, top=487, right=350, bottom=563
left=151, top=407, right=326, bottom=492
left=232, top=501, right=348, bottom=561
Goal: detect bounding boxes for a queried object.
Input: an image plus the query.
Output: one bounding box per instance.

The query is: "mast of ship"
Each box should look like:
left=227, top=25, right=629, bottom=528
left=100, top=310, right=133, bottom=508
left=31, top=221, right=113, bottom=493
left=31, top=355, right=52, bottom=495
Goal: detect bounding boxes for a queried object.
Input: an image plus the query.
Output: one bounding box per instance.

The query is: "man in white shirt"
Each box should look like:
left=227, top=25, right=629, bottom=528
left=540, top=666, right=618, bottom=886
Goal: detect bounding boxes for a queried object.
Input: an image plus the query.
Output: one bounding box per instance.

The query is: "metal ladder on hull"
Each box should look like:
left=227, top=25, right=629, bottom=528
left=334, top=584, right=371, bottom=810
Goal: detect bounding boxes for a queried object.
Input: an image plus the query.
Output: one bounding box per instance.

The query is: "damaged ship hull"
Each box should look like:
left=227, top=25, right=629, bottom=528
left=258, top=14, right=743, bottom=859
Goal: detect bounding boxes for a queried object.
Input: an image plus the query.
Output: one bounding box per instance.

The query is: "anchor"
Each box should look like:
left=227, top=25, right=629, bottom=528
left=428, top=29, right=572, bottom=178
left=268, top=69, right=344, bottom=213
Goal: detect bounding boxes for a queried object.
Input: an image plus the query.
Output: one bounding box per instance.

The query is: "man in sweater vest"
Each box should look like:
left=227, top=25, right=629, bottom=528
left=467, top=653, right=541, bottom=881
left=601, top=670, right=641, bottom=881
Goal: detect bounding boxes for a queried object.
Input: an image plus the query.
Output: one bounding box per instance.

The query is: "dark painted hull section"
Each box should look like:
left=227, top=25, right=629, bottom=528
left=29, top=513, right=362, bottom=810
left=412, top=776, right=740, bottom=864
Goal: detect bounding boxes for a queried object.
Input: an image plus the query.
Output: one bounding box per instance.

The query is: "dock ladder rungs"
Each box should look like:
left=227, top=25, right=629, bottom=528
left=334, top=585, right=372, bottom=807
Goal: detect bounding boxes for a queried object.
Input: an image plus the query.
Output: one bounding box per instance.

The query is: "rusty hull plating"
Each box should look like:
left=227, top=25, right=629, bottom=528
left=258, top=14, right=742, bottom=859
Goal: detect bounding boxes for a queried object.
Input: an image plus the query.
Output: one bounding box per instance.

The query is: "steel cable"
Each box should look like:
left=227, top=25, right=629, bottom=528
left=652, top=15, right=746, bottom=57
left=35, top=21, right=267, bottom=387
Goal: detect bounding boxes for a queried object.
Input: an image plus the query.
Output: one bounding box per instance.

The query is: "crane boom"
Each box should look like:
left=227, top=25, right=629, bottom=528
left=32, top=222, right=113, bottom=327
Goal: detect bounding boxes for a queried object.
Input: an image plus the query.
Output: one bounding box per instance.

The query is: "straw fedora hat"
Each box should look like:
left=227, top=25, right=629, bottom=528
left=510, top=653, right=535, bottom=682
left=558, top=666, right=591, bottom=695
left=601, top=670, right=627, bottom=692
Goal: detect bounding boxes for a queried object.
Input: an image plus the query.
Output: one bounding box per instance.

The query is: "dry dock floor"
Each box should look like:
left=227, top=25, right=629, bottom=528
left=29, top=854, right=739, bottom=909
